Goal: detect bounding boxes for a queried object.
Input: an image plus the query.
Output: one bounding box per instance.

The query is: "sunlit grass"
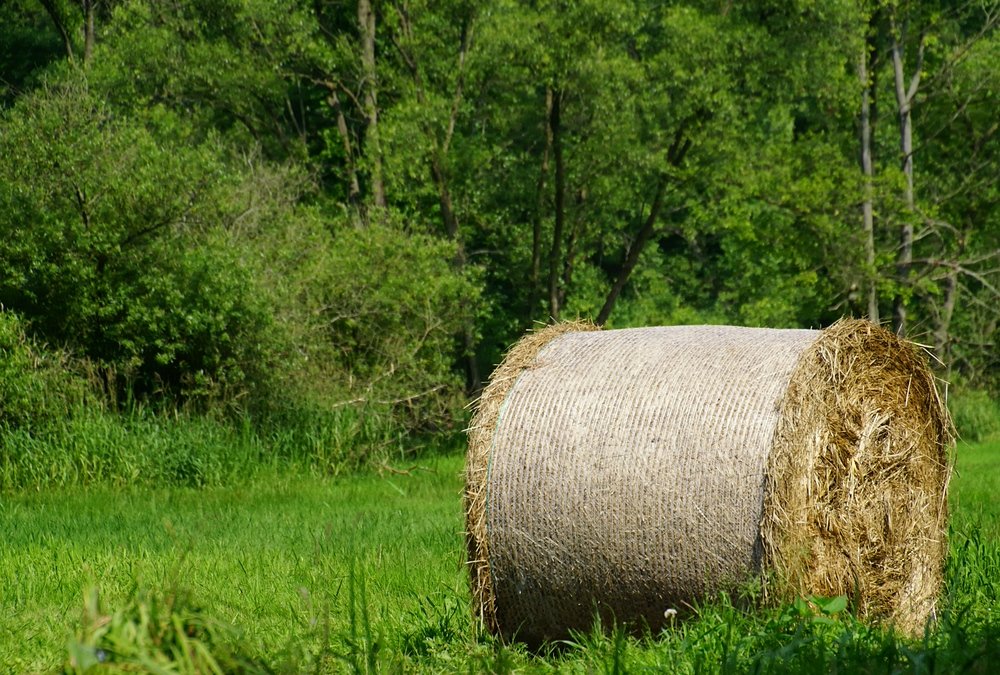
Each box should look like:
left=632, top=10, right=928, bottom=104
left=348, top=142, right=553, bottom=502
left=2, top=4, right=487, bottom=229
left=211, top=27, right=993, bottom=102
left=2, top=441, right=999, bottom=672
left=1, top=454, right=467, bottom=672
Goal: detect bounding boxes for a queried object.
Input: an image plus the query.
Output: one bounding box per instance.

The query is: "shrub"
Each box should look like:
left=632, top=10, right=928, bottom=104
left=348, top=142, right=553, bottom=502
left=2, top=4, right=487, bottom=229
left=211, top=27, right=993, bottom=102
left=0, top=77, right=291, bottom=411
left=311, top=219, right=481, bottom=433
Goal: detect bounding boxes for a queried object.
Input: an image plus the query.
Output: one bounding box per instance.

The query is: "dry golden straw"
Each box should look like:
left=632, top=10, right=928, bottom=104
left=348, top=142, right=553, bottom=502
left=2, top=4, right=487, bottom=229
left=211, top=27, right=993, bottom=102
left=464, top=319, right=952, bottom=644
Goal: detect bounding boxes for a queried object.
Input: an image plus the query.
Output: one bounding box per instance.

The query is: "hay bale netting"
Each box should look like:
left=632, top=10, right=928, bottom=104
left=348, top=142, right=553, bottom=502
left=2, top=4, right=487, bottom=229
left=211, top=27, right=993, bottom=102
left=465, top=319, right=952, bottom=644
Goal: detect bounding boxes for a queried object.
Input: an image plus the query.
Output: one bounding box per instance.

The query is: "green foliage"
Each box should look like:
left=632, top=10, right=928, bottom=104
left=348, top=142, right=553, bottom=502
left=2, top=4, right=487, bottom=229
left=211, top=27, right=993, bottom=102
left=0, top=77, right=289, bottom=409
left=2, top=0, right=999, bottom=465
left=313, top=219, right=481, bottom=432
left=90, top=0, right=321, bottom=161
left=0, top=2, right=67, bottom=105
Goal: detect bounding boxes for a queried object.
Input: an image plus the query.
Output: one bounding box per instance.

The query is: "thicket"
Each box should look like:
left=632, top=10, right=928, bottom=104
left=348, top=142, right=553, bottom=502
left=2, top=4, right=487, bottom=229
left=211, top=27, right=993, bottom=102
left=1, top=0, right=998, bottom=487
left=0, top=78, right=476, bottom=487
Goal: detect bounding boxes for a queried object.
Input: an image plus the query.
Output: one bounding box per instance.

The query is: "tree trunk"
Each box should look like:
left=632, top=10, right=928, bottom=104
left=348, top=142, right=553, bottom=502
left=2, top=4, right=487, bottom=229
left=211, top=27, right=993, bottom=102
left=530, top=88, right=554, bottom=320
left=933, top=266, right=959, bottom=375
left=430, top=157, right=460, bottom=240
left=595, top=175, right=667, bottom=326
left=547, top=89, right=565, bottom=321
left=387, top=4, right=479, bottom=390
left=890, top=17, right=923, bottom=336
left=326, top=86, right=362, bottom=206
left=358, top=0, right=385, bottom=209
left=559, top=208, right=582, bottom=311
left=858, top=41, right=879, bottom=324
left=82, top=0, right=96, bottom=64
left=389, top=2, right=468, bottom=243
left=384, top=3, right=482, bottom=395
left=594, top=116, right=693, bottom=326
left=39, top=0, right=75, bottom=61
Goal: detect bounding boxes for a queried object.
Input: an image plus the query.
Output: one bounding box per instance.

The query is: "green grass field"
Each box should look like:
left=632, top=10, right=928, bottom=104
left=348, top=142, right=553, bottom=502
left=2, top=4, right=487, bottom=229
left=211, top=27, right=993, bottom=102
left=3, top=441, right=999, bottom=673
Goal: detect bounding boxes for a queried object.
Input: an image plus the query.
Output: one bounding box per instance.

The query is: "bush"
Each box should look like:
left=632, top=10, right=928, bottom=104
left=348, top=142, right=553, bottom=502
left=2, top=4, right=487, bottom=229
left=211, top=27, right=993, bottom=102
left=103, top=231, right=282, bottom=408
left=949, top=390, right=1000, bottom=443
left=310, top=219, right=481, bottom=433
left=1, top=74, right=482, bottom=452
left=0, top=77, right=292, bottom=411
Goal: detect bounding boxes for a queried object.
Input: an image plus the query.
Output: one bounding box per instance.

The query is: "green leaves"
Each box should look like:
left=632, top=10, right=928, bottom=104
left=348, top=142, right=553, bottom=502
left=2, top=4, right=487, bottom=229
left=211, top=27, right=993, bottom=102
left=2, top=0, right=999, bottom=426
left=311, top=220, right=481, bottom=432
left=0, top=78, right=284, bottom=409
left=785, top=595, right=850, bottom=623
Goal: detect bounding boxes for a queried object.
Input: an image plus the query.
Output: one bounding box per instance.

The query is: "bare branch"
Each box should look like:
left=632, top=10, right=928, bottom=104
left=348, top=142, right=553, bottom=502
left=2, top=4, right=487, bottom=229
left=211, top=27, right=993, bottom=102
left=38, top=0, right=75, bottom=61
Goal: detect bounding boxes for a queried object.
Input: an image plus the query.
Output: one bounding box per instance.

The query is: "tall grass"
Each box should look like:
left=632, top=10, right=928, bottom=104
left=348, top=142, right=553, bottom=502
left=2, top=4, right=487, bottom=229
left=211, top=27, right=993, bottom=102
left=0, top=404, right=406, bottom=491
left=1, top=306, right=438, bottom=491
left=948, top=389, right=1000, bottom=442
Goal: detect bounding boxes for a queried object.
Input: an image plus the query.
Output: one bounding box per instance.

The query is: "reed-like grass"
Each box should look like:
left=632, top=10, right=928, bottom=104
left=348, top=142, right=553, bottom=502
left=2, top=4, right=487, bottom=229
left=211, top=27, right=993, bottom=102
left=0, top=403, right=409, bottom=491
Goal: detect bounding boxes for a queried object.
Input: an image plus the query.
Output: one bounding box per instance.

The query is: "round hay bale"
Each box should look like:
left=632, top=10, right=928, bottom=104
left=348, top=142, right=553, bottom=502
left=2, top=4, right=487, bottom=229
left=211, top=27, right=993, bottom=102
left=465, top=319, right=952, bottom=644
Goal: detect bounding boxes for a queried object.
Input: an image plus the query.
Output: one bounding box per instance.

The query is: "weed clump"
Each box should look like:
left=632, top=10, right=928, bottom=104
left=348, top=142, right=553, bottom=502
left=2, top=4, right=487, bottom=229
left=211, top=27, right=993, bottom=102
left=64, top=584, right=267, bottom=674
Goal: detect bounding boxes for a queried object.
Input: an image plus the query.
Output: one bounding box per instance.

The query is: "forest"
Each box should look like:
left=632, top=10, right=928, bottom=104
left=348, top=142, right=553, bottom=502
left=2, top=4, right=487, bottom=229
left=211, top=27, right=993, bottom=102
left=2, top=0, right=999, bottom=476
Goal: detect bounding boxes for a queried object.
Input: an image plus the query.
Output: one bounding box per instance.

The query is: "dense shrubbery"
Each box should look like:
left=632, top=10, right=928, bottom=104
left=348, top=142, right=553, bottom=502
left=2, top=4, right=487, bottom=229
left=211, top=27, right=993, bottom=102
left=0, top=80, right=290, bottom=410
left=0, top=77, right=479, bottom=487
left=313, top=221, right=479, bottom=432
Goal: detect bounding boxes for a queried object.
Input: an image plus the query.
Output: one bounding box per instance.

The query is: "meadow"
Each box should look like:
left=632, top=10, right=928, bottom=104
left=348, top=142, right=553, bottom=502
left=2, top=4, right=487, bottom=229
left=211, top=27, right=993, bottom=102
left=2, top=439, right=999, bottom=673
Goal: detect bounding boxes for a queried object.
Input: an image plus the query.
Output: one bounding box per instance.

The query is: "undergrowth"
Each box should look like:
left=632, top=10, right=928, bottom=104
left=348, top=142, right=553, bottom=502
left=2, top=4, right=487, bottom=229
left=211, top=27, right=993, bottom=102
left=0, top=404, right=408, bottom=491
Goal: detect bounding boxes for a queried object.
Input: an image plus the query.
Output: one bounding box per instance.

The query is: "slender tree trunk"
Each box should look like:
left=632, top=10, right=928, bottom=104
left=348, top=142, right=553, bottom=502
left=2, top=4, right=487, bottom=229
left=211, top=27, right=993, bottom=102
left=428, top=15, right=472, bottom=243
left=358, top=0, right=385, bottom=209
left=326, top=86, right=362, bottom=206
left=529, top=88, right=554, bottom=319
left=596, top=175, right=667, bottom=326
left=82, top=0, right=96, bottom=64
left=430, top=159, right=460, bottom=239
left=594, top=116, right=694, bottom=326
left=387, top=4, right=479, bottom=389
left=933, top=267, right=959, bottom=374
left=547, top=89, right=565, bottom=321
left=38, top=0, right=74, bottom=60
left=933, top=230, right=967, bottom=375
left=858, top=41, right=879, bottom=323
left=890, top=17, right=923, bottom=336
left=559, top=211, right=582, bottom=310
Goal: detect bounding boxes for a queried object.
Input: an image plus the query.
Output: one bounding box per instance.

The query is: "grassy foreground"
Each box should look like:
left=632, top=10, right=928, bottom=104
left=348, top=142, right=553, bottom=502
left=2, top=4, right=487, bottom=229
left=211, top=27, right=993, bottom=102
left=2, top=441, right=999, bottom=672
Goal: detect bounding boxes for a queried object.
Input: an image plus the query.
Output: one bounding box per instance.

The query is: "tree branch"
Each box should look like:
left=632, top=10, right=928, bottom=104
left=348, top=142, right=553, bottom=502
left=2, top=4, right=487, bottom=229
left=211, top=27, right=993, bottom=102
left=595, top=174, right=669, bottom=326
left=38, top=0, right=75, bottom=61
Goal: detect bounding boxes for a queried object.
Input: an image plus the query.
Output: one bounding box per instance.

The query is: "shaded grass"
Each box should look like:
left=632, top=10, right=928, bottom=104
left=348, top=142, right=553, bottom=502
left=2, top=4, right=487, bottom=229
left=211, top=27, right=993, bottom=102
left=2, top=441, right=999, bottom=672
left=0, top=404, right=404, bottom=491
left=948, top=390, right=1000, bottom=443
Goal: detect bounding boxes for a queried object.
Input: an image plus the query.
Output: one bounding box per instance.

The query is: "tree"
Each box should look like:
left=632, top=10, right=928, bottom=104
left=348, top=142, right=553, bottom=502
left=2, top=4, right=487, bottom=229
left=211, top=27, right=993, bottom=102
left=858, top=6, right=880, bottom=323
